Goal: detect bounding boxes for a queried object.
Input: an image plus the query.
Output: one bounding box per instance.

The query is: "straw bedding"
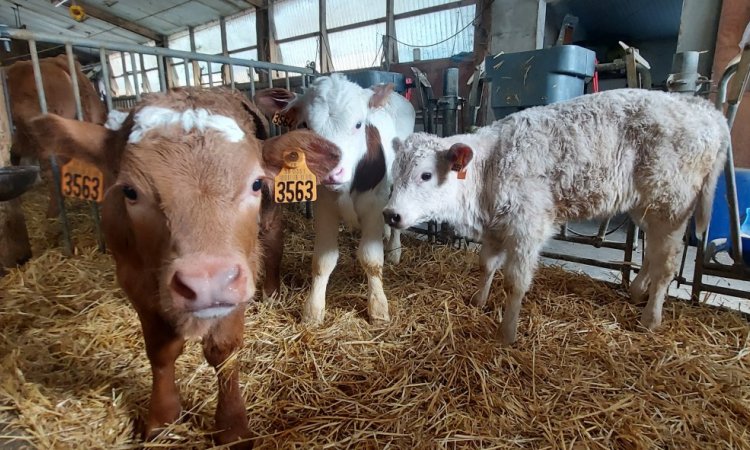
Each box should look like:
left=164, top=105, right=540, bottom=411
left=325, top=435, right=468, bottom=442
left=1, top=184, right=749, bottom=449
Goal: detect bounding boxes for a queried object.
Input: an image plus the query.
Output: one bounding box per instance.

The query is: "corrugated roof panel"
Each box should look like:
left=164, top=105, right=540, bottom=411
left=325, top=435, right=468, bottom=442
left=273, top=0, right=319, bottom=41
left=326, top=0, right=386, bottom=29
left=394, top=4, right=475, bottom=62
left=329, top=23, right=387, bottom=71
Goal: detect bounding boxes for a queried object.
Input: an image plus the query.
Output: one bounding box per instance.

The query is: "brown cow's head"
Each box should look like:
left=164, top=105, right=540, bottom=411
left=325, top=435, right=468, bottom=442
left=30, top=88, right=340, bottom=337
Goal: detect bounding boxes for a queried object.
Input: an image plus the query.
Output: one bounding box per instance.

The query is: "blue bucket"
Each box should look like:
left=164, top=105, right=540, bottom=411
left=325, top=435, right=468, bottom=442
left=694, top=169, right=750, bottom=265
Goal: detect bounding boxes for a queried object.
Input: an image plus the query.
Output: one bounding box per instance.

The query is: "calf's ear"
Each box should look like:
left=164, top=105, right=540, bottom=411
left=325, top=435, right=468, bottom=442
left=261, top=129, right=341, bottom=179
left=369, top=83, right=395, bottom=108
left=445, top=143, right=474, bottom=172
left=28, top=113, right=121, bottom=174
left=254, top=88, right=301, bottom=128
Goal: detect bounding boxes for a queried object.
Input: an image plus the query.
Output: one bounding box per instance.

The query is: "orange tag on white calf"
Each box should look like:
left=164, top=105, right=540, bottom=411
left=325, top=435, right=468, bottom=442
left=61, top=158, right=105, bottom=203
left=457, top=168, right=467, bottom=180
left=274, top=149, right=317, bottom=203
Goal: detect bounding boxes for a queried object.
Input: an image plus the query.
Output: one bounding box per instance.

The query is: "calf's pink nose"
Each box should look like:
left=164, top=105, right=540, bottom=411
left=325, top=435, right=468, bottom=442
left=169, top=256, right=248, bottom=310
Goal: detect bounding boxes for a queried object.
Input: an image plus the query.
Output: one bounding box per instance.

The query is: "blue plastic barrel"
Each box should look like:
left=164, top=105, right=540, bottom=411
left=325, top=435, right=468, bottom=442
left=700, top=168, right=750, bottom=264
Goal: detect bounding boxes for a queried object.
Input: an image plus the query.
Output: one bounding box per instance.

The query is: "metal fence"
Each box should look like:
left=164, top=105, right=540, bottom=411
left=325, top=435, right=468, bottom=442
left=1, top=26, right=315, bottom=255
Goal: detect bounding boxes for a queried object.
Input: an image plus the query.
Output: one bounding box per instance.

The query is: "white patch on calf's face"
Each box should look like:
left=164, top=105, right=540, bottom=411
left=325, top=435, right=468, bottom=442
left=128, top=106, right=245, bottom=144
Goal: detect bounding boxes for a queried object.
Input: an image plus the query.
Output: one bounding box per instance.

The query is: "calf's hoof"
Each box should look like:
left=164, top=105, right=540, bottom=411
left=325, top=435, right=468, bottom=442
left=368, top=293, right=390, bottom=325
left=302, top=303, right=325, bottom=325
left=215, top=422, right=253, bottom=449
left=385, top=249, right=401, bottom=265
left=469, top=291, right=487, bottom=308
left=640, top=309, right=662, bottom=331
left=499, top=322, right=518, bottom=346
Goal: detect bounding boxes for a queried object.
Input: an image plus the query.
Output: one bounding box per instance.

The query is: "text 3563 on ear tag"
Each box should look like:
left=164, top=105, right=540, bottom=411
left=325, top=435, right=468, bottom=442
left=61, top=158, right=105, bottom=203
left=274, top=149, right=317, bottom=203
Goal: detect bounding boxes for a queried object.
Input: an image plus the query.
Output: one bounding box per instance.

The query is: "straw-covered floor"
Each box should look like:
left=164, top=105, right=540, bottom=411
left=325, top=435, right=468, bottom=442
left=1, top=184, right=749, bottom=449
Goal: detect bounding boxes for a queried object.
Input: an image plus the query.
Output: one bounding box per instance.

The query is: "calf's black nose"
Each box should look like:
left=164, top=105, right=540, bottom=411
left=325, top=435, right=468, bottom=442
left=383, top=209, right=401, bottom=227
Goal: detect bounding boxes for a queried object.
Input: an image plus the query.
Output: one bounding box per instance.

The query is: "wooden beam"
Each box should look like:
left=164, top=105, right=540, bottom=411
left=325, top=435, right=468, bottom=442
left=243, top=0, right=265, bottom=8
left=384, top=0, right=398, bottom=68
left=318, top=0, right=333, bottom=73
left=76, top=0, right=163, bottom=43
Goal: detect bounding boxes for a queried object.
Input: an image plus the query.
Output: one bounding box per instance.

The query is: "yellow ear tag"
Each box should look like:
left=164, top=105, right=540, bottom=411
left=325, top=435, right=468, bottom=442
left=60, top=158, right=105, bottom=203
left=274, top=149, right=317, bottom=203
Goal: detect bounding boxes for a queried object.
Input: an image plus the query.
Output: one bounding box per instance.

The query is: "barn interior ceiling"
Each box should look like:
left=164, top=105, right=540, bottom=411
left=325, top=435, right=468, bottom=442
left=0, top=0, right=262, bottom=45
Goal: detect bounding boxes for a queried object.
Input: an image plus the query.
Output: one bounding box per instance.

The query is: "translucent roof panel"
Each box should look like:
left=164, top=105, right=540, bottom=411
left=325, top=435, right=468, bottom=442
left=395, top=5, right=475, bottom=62
left=226, top=11, right=258, bottom=51
left=326, top=0, right=386, bottom=29
left=395, top=0, right=457, bottom=14
left=273, top=0, right=319, bottom=40
left=278, top=36, right=319, bottom=70
left=168, top=31, right=192, bottom=52
left=329, top=23, right=387, bottom=71
left=193, top=21, right=223, bottom=55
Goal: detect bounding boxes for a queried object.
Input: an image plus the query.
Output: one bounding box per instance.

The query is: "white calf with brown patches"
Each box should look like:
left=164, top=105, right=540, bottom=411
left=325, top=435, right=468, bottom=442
left=384, top=89, right=729, bottom=344
left=255, top=74, right=416, bottom=324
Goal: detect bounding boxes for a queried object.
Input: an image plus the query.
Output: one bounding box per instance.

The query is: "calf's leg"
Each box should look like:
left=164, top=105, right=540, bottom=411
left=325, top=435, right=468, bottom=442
left=385, top=226, right=402, bottom=265
left=639, top=219, right=686, bottom=330
left=141, top=316, right=185, bottom=439
left=203, top=307, right=251, bottom=448
left=357, top=207, right=390, bottom=323
left=259, top=201, right=283, bottom=301
left=499, top=220, right=553, bottom=345
left=470, top=241, right=506, bottom=308
left=304, top=191, right=340, bottom=324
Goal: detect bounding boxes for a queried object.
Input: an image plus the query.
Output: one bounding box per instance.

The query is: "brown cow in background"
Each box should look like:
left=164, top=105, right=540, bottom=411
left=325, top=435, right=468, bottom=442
left=7, top=54, right=107, bottom=217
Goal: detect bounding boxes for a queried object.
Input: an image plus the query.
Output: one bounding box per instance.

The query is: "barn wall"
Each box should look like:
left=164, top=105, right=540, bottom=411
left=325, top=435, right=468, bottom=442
left=712, top=0, right=750, bottom=168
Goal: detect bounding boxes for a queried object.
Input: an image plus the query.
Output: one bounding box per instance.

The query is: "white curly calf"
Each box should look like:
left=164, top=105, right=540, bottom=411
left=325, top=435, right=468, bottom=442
left=384, top=89, right=729, bottom=344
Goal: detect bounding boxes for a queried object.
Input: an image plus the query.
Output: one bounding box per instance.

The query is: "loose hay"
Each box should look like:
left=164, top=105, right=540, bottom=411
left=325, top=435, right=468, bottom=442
left=1, top=184, right=749, bottom=449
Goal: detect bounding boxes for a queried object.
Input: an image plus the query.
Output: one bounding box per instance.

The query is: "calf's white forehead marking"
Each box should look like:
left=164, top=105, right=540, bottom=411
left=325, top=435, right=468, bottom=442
left=128, top=106, right=245, bottom=144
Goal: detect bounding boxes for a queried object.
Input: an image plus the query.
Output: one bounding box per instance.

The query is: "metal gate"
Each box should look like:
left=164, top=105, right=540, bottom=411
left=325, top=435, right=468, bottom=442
left=1, top=26, right=314, bottom=255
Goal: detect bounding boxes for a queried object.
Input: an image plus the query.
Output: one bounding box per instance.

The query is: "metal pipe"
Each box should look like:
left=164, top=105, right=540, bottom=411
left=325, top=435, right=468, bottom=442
left=229, top=63, right=235, bottom=90
left=67, top=44, right=105, bottom=252
left=138, top=53, right=147, bottom=92
left=183, top=59, right=190, bottom=87
left=208, top=62, right=214, bottom=87
left=99, top=48, right=114, bottom=112
left=285, top=71, right=290, bottom=91
left=157, top=54, right=167, bottom=92
left=29, top=39, right=73, bottom=256
left=250, top=68, right=256, bottom=97
left=129, top=51, right=140, bottom=101
left=3, top=28, right=314, bottom=75
left=65, top=44, right=84, bottom=121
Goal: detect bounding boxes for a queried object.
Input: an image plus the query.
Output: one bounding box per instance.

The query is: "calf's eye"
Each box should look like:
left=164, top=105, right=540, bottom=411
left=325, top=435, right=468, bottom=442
left=355, top=121, right=363, bottom=129
left=420, top=172, right=432, bottom=181
left=122, top=185, right=138, bottom=201
left=252, top=179, right=263, bottom=192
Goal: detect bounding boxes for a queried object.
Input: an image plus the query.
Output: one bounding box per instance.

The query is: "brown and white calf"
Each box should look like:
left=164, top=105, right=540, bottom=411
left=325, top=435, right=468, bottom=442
left=30, top=88, right=339, bottom=447
left=255, top=74, right=416, bottom=324
left=7, top=54, right=107, bottom=217
left=384, top=89, right=729, bottom=344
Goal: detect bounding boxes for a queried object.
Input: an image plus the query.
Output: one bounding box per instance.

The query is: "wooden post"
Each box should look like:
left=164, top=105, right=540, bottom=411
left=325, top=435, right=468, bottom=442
left=0, top=68, right=32, bottom=275
left=384, top=0, right=398, bottom=69
left=319, top=0, right=333, bottom=73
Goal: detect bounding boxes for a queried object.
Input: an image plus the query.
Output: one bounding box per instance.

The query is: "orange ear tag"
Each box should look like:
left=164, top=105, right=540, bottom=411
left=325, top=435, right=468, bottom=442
left=274, top=149, right=317, bottom=203
left=60, top=158, right=105, bottom=203
left=457, top=168, right=467, bottom=180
